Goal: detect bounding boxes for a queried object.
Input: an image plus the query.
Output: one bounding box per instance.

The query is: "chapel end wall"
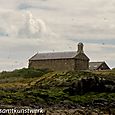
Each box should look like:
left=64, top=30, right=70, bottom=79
left=75, top=59, right=89, bottom=70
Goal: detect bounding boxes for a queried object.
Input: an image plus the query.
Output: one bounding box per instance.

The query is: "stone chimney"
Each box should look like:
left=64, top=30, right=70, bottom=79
left=77, top=42, right=84, bottom=53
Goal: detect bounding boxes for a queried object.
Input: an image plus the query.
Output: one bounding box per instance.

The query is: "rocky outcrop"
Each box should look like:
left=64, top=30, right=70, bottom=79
left=45, top=108, right=115, bottom=115
left=64, top=76, right=115, bottom=95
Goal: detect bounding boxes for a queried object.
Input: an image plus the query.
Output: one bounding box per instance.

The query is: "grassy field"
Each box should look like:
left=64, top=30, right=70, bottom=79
left=0, top=68, right=115, bottom=109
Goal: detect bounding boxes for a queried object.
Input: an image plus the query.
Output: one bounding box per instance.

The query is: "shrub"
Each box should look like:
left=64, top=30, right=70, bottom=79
left=0, top=68, right=49, bottom=79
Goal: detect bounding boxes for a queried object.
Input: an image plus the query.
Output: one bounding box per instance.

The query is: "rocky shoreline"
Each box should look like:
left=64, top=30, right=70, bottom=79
left=45, top=107, right=113, bottom=115
left=1, top=102, right=115, bottom=115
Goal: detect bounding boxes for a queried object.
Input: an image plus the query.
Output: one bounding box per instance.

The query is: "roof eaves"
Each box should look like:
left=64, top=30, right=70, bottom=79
left=29, top=53, right=38, bottom=61
left=30, top=57, right=75, bottom=61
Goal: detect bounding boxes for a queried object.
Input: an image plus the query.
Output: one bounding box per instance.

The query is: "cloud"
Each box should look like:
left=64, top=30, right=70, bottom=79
left=85, top=43, right=115, bottom=68
left=0, top=11, right=59, bottom=40
left=18, top=11, right=46, bottom=38
left=18, top=1, right=58, bottom=11
left=18, top=3, right=31, bottom=10
left=0, top=0, right=115, bottom=71
left=0, top=11, right=23, bottom=37
left=0, top=28, right=8, bottom=37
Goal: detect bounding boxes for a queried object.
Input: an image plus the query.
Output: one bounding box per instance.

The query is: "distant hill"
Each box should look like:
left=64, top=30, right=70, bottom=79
left=0, top=68, right=115, bottom=114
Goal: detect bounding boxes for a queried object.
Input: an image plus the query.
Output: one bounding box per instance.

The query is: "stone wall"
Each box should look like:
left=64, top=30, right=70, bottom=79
left=29, top=59, right=75, bottom=71
left=75, top=59, right=89, bottom=70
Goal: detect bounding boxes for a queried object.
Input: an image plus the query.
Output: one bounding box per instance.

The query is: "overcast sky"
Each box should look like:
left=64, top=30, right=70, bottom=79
left=0, top=0, right=115, bottom=71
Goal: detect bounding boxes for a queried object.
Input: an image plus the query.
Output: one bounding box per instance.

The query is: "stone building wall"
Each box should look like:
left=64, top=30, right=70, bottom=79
left=74, top=53, right=89, bottom=70
left=29, top=59, right=75, bottom=71
left=75, top=59, right=89, bottom=70
left=28, top=43, right=90, bottom=71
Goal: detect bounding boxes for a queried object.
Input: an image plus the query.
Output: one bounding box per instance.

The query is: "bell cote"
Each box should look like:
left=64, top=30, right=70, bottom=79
left=77, top=42, right=84, bottom=53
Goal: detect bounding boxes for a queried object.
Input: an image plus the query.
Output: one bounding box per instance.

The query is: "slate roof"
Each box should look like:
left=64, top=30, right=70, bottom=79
left=29, top=51, right=78, bottom=60
left=89, top=62, right=105, bottom=70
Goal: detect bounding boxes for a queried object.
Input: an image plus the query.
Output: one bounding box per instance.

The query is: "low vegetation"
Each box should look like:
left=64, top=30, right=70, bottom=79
left=0, top=68, right=115, bottom=113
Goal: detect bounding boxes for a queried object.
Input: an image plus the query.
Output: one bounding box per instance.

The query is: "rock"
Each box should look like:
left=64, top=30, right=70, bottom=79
left=91, top=112, right=98, bottom=115
left=65, top=76, right=115, bottom=95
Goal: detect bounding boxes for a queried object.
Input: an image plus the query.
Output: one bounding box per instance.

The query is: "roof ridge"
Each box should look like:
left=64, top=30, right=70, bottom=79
left=90, top=61, right=105, bottom=63
left=37, top=51, right=76, bottom=54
